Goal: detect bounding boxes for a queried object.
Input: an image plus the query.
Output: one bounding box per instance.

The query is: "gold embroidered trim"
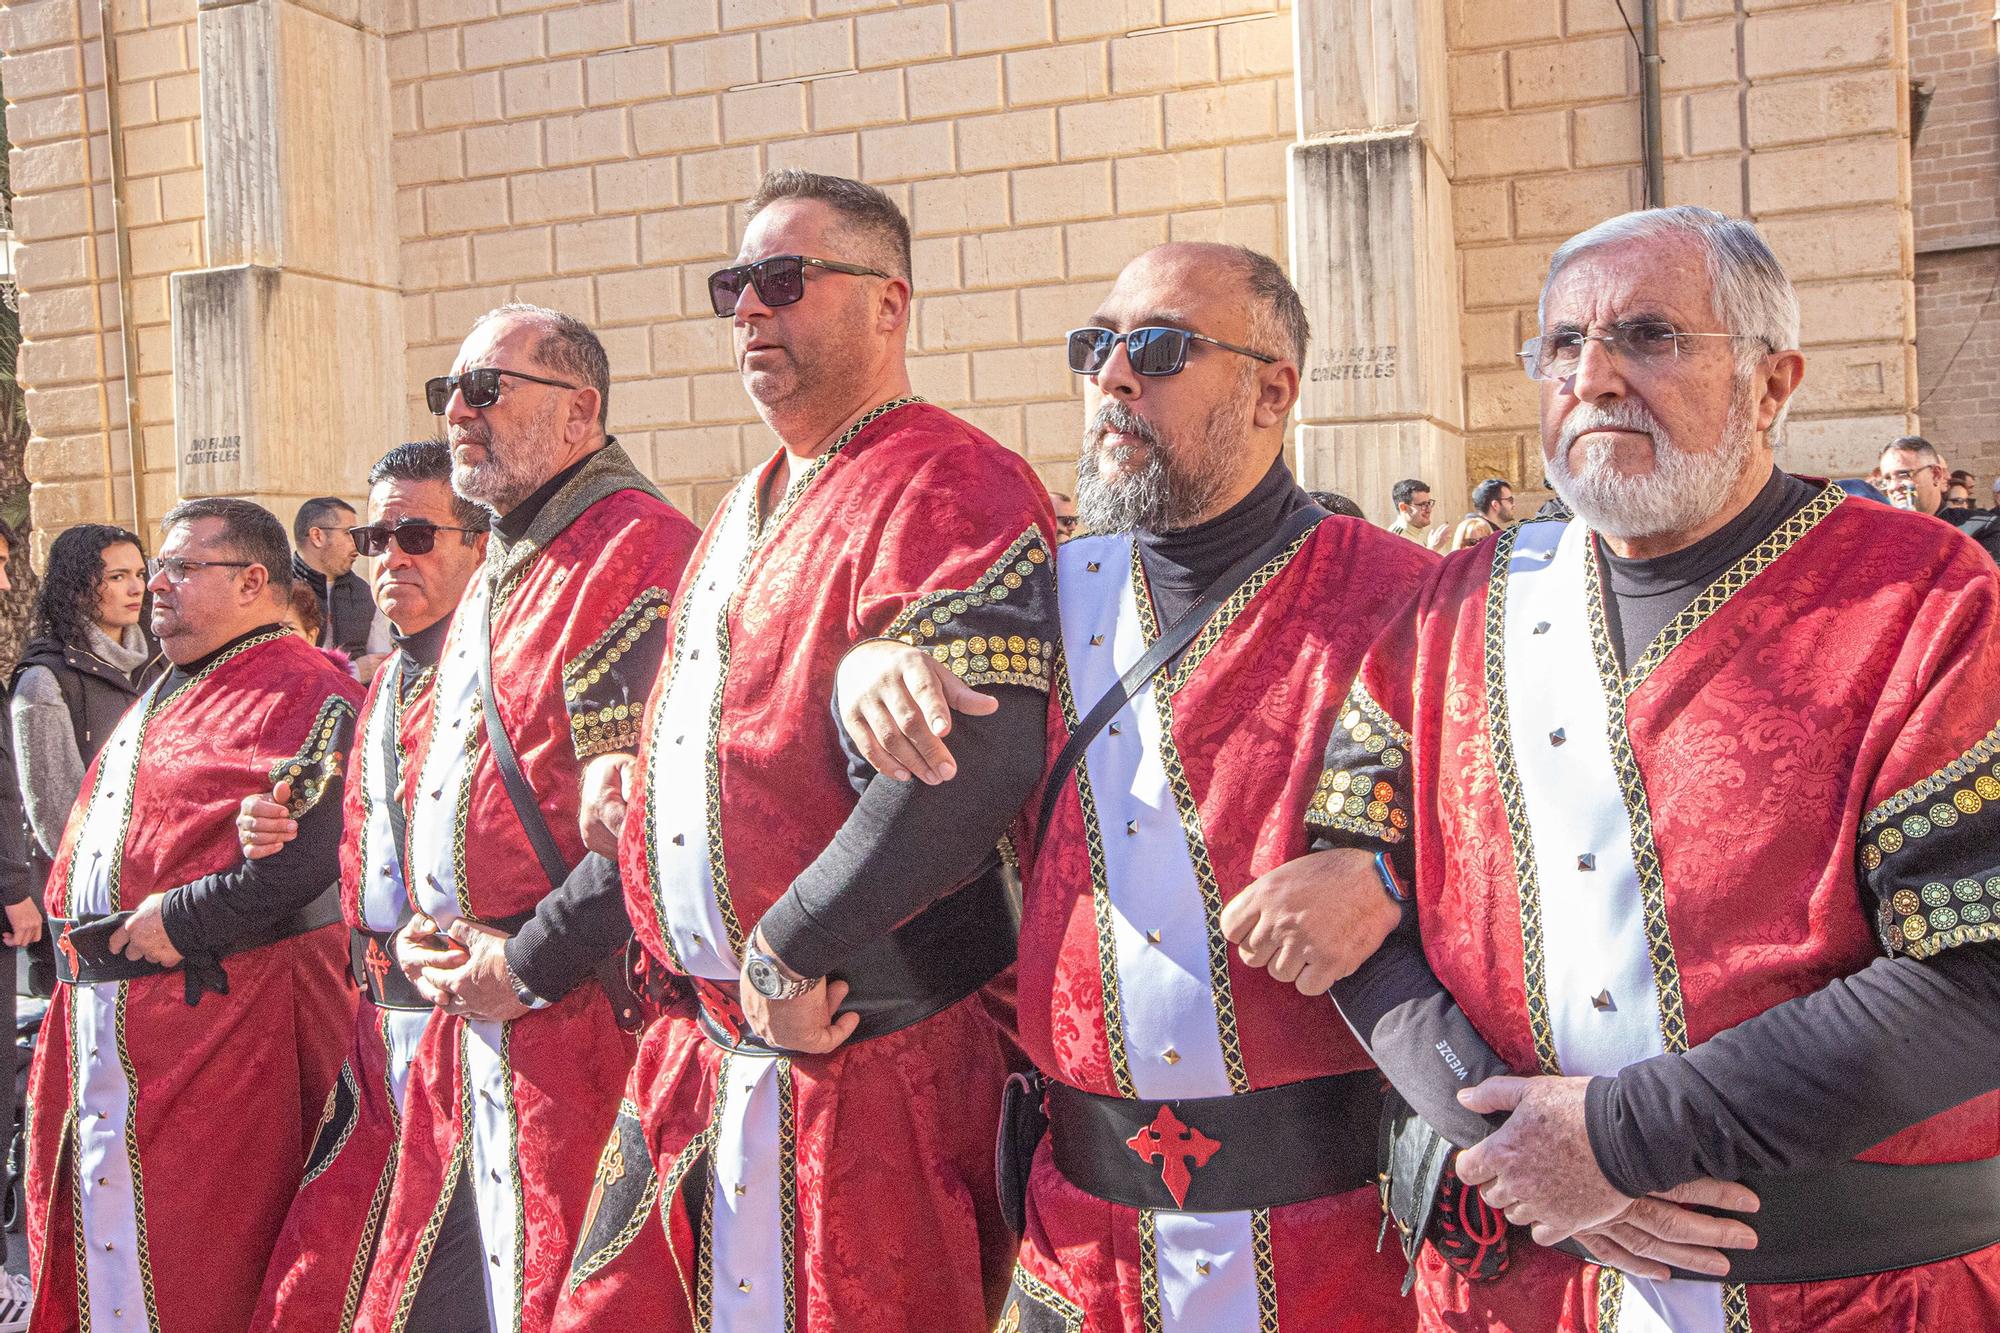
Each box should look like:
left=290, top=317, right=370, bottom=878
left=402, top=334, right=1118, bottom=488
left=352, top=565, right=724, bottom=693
left=270, top=693, right=357, bottom=819
left=1595, top=1269, right=1624, bottom=1326
left=1583, top=548, right=1690, bottom=1058
left=1486, top=525, right=1563, bottom=1075
left=694, top=1052, right=734, bottom=1333
left=387, top=1138, right=472, bottom=1333
left=1004, top=1268, right=1084, bottom=1332
left=1132, top=544, right=1252, bottom=1096
left=1161, top=524, right=1317, bottom=695
left=1057, top=660, right=1138, bottom=1099
left=342, top=1013, right=403, bottom=1333
left=1884, top=876, right=2000, bottom=960
left=1622, top=483, right=1844, bottom=694
left=154, top=627, right=288, bottom=713
left=565, top=1100, right=662, bottom=1293
left=777, top=1061, right=799, bottom=1333
left=116, top=987, right=162, bottom=1332
left=1137, top=1208, right=1162, bottom=1333
left=301, top=1062, right=361, bottom=1189
left=1251, top=1208, right=1279, bottom=1332
left=1723, top=1281, right=1752, bottom=1333
left=502, top=1022, right=527, bottom=1333
left=1862, top=718, right=2000, bottom=837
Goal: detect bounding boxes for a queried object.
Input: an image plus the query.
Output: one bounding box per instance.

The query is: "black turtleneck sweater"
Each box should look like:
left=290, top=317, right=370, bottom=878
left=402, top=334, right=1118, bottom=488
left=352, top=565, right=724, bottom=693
left=1328, top=477, right=2000, bottom=1197
left=156, top=625, right=351, bottom=958
left=1138, top=457, right=1314, bottom=625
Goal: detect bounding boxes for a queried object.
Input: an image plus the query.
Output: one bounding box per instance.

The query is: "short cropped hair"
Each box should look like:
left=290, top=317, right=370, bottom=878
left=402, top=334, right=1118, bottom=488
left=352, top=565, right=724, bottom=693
left=1227, top=247, right=1310, bottom=367
left=746, top=170, right=913, bottom=284
left=1883, top=435, right=1943, bottom=467
left=368, top=439, right=491, bottom=534
left=1471, top=478, right=1512, bottom=513
left=1307, top=490, right=1367, bottom=519
left=293, top=496, right=356, bottom=545
left=1391, top=479, right=1431, bottom=508
left=471, top=304, right=613, bottom=431
left=165, top=497, right=293, bottom=594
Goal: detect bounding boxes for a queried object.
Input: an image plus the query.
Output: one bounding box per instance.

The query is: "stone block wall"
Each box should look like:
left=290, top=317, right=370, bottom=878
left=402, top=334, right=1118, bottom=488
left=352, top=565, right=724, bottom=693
left=1448, top=0, right=1917, bottom=513
left=387, top=0, right=1299, bottom=521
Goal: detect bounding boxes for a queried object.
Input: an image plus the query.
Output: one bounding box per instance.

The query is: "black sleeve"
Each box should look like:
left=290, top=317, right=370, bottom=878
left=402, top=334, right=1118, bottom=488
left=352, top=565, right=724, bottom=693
left=1328, top=907, right=1515, bottom=1148
left=159, top=769, right=346, bottom=955
left=1587, top=941, right=2000, bottom=1197
left=503, top=852, right=632, bottom=1002
left=0, top=713, right=31, bottom=908
left=755, top=685, right=1047, bottom=979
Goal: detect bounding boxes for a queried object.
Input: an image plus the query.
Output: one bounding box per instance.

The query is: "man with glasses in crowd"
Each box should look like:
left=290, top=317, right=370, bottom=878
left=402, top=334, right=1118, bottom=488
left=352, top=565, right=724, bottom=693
left=235, top=440, right=488, bottom=1333
left=550, top=170, right=1053, bottom=1333
left=25, top=499, right=362, bottom=1333
left=1251, top=205, right=2000, bottom=1332
left=1881, top=436, right=2000, bottom=564
left=1388, top=477, right=1436, bottom=545
left=832, top=241, right=1434, bottom=1331
left=351, top=307, right=698, bottom=1333
left=293, top=496, right=388, bottom=680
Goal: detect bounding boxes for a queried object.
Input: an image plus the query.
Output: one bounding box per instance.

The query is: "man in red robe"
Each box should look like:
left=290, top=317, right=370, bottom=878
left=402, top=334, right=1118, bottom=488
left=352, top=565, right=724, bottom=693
left=351, top=307, right=699, bottom=1333
left=548, top=171, right=1053, bottom=1333
left=237, top=440, right=488, bottom=1332
left=25, top=498, right=362, bottom=1333
left=1281, top=207, right=2000, bottom=1332
left=832, top=243, right=1433, bottom=1331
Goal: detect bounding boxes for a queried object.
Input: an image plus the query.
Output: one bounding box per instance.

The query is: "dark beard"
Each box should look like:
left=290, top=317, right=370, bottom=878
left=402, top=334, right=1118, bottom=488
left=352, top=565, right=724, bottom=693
left=1075, top=398, right=1243, bottom=535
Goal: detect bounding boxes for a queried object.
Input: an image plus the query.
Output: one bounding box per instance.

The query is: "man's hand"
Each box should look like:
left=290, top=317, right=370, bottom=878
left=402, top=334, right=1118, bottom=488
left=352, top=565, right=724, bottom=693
left=1219, top=848, right=1403, bottom=994
left=237, top=781, right=299, bottom=861
left=1454, top=1074, right=1760, bottom=1278
left=834, top=639, right=996, bottom=785
left=395, top=912, right=471, bottom=1010
left=3, top=897, right=43, bottom=948
left=579, top=752, right=637, bottom=856
left=107, top=893, right=182, bottom=967
left=418, top=919, right=532, bottom=1024
left=739, top=933, right=859, bottom=1055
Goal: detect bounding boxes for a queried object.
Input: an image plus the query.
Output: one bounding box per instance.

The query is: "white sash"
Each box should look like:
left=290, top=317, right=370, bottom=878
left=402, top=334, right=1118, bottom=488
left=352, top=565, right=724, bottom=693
left=1057, top=533, right=1260, bottom=1332
left=1500, top=519, right=1722, bottom=1333
left=357, top=654, right=433, bottom=1112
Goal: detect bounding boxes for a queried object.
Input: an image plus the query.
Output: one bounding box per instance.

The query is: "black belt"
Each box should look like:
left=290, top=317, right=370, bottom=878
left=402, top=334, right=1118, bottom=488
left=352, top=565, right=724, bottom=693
left=349, top=928, right=432, bottom=1011
left=694, top=865, right=1018, bottom=1056
left=1557, top=1156, right=2000, bottom=1284
left=51, top=883, right=344, bottom=1005
left=1045, top=1070, right=1383, bottom=1213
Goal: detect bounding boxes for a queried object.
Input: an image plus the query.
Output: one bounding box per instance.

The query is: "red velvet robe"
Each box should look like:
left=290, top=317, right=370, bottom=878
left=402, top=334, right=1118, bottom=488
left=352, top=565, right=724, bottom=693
left=252, top=646, right=441, bottom=1333
left=1001, top=516, right=1433, bottom=1332
left=552, top=400, right=1053, bottom=1333
left=1329, top=489, right=2000, bottom=1332
left=356, top=449, right=698, bottom=1333
left=26, top=630, right=361, bottom=1333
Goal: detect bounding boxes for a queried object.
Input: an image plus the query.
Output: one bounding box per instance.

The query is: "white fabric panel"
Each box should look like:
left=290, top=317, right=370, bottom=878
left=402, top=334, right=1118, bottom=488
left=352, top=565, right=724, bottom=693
left=464, top=1019, right=522, bottom=1333
left=1152, top=1210, right=1260, bottom=1333
left=650, top=481, right=757, bottom=980
left=1500, top=520, right=1722, bottom=1333
left=382, top=1007, right=430, bottom=1116
left=707, top=1050, right=787, bottom=1332
left=66, top=691, right=151, bottom=1326
left=360, top=659, right=412, bottom=934
left=1057, top=534, right=1229, bottom=1102
left=408, top=576, right=487, bottom=927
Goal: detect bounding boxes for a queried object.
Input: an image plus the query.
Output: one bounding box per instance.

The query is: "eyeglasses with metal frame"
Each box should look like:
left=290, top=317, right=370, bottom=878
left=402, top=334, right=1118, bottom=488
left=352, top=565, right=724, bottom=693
left=424, top=367, right=580, bottom=415
left=346, top=518, right=484, bottom=558
left=1518, top=320, right=1774, bottom=383
left=1065, top=325, right=1279, bottom=378
left=148, top=557, right=253, bottom=584
left=707, top=254, right=892, bottom=318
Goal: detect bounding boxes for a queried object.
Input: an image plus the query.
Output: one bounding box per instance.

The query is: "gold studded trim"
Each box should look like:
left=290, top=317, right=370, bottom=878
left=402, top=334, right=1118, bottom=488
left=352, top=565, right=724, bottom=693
left=562, top=587, right=673, bottom=759
left=1582, top=549, right=1690, bottom=1059
left=885, top=527, right=1056, bottom=693
left=269, top=693, right=358, bottom=819
left=1056, top=661, right=1137, bottom=1099
left=1862, top=718, right=2000, bottom=837
left=1883, top=875, right=2000, bottom=960
left=1251, top=1208, right=1279, bottom=1332
left=1306, top=683, right=1413, bottom=843
left=1623, top=482, right=1844, bottom=693
left=1131, top=548, right=1251, bottom=1096
left=1485, top=526, right=1563, bottom=1076
left=1137, top=1208, right=1162, bottom=1333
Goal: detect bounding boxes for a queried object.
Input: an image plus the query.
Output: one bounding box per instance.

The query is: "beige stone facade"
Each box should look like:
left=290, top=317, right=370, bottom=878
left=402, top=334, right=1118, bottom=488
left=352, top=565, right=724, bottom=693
left=2, top=0, right=1987, bottom=543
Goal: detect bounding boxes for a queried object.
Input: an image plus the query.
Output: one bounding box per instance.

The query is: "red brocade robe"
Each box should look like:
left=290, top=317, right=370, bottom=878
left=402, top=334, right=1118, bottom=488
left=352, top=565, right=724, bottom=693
left=26, top=630, right=362, bottom=1333
left=356, top=447, right=698, bottom=1333
left=1324, top=488, right=2000, bottom=1333
left=552, top=400, right=1053, bottom=1333
left=252, top=644, right=441, bottom=1333
left=1001, top=517, right=1432, bottom=1333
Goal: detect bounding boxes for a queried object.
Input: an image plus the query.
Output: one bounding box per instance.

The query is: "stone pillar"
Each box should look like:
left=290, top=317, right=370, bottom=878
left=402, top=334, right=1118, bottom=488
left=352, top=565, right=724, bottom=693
left=172, top=0, right=403, bottom=521
left=1287, top=0, right=1465, bottom=525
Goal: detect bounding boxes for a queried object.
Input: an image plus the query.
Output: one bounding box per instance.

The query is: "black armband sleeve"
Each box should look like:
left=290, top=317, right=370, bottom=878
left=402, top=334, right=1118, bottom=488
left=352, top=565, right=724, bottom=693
left=503, top=852, right=633, bottom=1002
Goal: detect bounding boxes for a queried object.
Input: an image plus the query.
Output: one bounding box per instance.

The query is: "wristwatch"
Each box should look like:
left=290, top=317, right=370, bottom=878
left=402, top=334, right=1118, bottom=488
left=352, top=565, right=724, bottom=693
left=745, top=948, right=817, bottom=1001
left=502, top=953, right=552, bottom=1012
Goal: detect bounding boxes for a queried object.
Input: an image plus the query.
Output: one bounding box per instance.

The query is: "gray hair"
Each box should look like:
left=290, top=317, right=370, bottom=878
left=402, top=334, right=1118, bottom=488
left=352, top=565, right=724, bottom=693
left=1540, top=206, right=1801, bottom=437
left=1230, top=246, right=1310, bottom=368
left=746, top=169, right=913, bottom=284
left=164, top=496, right=293, bottom=594
left=470, top=304, right=612, bottom=432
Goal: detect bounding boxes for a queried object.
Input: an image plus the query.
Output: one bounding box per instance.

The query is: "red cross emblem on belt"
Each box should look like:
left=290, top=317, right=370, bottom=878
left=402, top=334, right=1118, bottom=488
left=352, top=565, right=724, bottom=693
left=56, top=926, right=81, bottom=978
left=365, top=939, right=394, bottom=991
left=1126, top=1104, right=1220, bottom=1208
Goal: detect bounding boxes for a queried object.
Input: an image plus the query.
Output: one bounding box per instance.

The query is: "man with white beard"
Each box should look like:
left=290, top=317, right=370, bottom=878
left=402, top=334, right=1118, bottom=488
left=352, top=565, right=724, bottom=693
left=1233, top=206, right=2000, bottom=1331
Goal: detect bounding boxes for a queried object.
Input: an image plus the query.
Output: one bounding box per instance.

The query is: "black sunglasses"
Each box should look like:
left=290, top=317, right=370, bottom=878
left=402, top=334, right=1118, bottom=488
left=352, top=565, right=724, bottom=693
left=1065, top=325, right=1278, bottom=377
left=347, top=519, right=482, bottom=557
left=708, top=254, right=891, bottom=318
left=424, top=367, right=579, bottom=415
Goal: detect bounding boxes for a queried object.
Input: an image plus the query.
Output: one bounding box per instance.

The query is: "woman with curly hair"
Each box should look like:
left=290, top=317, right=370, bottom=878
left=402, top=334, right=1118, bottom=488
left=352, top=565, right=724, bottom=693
left=8, top=524, right=158, bottom=864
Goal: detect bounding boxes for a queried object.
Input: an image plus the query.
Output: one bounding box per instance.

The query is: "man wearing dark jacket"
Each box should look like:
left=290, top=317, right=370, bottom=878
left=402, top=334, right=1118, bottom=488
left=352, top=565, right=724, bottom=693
left=292, top=497, right=382, bottom=670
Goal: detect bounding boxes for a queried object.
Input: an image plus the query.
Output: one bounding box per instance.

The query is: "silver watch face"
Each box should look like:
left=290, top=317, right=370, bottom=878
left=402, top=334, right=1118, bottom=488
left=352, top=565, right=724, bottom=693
left=747, top=954, right=787, bottom=999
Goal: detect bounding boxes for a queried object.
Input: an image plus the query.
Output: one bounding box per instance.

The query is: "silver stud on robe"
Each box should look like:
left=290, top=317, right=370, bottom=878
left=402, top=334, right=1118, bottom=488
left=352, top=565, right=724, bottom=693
left=1592, top=990, right=1615, bottom=1012
left=1549, top=727, right=1566, bottom=747
left=1577, top=853, right=1596, bottom=871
